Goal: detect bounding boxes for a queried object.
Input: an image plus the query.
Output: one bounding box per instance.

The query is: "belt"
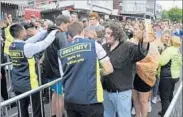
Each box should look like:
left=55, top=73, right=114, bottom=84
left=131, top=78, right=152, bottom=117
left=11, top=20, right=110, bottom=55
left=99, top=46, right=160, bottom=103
left=106, top=89, right=123, bottom=93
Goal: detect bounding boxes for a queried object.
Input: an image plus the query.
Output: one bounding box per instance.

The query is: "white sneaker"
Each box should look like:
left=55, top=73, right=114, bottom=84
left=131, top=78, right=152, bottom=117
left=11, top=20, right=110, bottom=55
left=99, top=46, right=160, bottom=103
left=152, top=97, right=157, bottom=104
left=157, top=96, right=161, bottom=102
left=148, top=101, right=152, bottom=112
left=132, top=107, right=136, bottom=115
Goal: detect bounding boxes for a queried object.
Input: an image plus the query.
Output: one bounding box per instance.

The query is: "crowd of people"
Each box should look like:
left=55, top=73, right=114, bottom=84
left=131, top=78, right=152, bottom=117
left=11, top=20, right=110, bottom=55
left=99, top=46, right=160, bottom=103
left=0, top=11, right=182, bottom=117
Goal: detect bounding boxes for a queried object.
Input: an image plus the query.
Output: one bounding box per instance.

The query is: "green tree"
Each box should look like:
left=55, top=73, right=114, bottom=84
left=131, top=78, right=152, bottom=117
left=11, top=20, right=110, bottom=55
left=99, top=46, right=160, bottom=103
left=167, top=7, right=182, bottom=22
left=161, top=10, right=169, bottom=19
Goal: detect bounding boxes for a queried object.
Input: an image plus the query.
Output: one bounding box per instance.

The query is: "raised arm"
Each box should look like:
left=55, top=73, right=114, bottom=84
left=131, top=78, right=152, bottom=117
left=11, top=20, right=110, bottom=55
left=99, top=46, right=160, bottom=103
left=24, top=30, right=58, bottom=58
left=130, top=40, right=150, bottom=62
left=25, top=30, right=47, bottom=43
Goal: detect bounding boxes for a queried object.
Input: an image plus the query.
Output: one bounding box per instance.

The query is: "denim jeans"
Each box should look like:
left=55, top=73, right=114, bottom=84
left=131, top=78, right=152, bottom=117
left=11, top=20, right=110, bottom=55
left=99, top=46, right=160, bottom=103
left=103, top=90, right=132, bottom=117
left=153, top=77, right=160, bottom=97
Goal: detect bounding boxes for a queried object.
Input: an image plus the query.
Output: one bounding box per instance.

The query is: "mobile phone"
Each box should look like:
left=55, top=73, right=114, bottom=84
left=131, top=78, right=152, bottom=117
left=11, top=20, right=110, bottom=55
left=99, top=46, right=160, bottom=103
left=145, top=19, right=153, bottom=39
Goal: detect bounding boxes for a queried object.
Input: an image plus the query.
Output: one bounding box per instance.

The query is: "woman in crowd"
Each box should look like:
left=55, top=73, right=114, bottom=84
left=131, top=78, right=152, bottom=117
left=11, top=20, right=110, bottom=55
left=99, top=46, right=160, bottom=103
left=152, top=29, right=172, bottom=102
left=151, top=24, right=162, bottom=104
left=158, top=36, right=182, bottom=116
left=154, top=30, right=172, bottom=54
left=151, top=29, right=172, bottom=104
left=102, top=21, right=153, bottom=117
left=129, top=22, right=160, bottom=117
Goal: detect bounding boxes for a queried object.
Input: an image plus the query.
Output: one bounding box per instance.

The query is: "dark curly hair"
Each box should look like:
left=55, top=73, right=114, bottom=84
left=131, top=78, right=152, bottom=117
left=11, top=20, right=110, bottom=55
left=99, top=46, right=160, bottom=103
left=105, top=21, right=126, bottom=43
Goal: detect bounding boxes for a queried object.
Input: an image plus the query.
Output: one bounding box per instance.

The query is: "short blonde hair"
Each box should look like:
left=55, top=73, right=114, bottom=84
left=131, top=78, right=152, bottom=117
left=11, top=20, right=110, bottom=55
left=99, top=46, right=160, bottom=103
left=161, top=29, right=172, bottom=45
left=171, top=36, right=181, bottom=47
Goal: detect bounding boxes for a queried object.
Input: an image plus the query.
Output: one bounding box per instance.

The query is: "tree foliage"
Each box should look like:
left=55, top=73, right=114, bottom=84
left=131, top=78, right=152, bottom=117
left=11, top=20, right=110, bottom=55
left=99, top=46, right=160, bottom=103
left=161, top=10, right=169, bottom=19
left=161, top=7, right=182, bottom=22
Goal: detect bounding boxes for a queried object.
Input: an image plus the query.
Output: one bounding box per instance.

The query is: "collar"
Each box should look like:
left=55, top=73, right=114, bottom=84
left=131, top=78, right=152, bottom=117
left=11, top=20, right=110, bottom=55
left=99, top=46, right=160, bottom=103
left=73, top=35, right=84, bottom=40
left=14, top=39, right=24, bottom=42
left=90, top=22, right=100, bottom=27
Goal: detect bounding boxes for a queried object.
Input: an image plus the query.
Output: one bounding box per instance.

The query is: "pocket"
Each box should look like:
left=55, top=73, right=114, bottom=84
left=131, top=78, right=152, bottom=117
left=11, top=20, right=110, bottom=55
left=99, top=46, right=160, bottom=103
left=118, top=90, right=132, bottom=100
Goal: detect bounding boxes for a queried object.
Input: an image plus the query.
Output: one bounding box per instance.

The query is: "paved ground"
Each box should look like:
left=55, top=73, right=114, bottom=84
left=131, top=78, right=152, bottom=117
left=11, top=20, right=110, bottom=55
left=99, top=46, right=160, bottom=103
left=1, top=102, right=162, bottom=117
left=1, top=81, right=182, bottom=117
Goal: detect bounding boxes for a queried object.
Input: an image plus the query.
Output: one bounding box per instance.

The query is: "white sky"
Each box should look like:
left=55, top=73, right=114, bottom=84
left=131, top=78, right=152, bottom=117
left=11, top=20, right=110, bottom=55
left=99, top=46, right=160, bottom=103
left=157, top=0, right=182, bottom=10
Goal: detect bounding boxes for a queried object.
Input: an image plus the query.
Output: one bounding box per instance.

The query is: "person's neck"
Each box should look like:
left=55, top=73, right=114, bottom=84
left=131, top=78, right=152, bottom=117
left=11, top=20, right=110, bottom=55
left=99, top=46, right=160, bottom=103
left=133, top=37, right=139, bottom=41
left=16, top=37, right=24, bottom=41
left=59, top=26, right=64, bottom=32
left=132, top=37, right=139, bottom=43
left=73, top=34, right=84, bottom=40
left=110, top=41, right=120, bottom=51
left=33, top=30, right=38, bottom=35
left=91, top=22, right=99, bottom=27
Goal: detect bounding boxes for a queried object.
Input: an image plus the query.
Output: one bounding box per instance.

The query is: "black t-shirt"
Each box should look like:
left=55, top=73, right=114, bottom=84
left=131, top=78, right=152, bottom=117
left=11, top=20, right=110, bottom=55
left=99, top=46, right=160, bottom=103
left=102, top=41, right=149, bottom=91
left=43, top=27, right=68, bottom=79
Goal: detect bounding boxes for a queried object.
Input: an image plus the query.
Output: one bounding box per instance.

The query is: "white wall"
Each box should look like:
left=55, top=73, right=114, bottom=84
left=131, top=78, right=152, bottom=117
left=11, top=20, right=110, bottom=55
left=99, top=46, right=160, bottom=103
left=121, top=0, right=146, bottom=14
left=74, top=0, right=113, bottom=14
left=39, top=0, right=113, bottom=14
left=39, top=2, right=57, bottom=10
left=120, top=0, right=155, bottom=17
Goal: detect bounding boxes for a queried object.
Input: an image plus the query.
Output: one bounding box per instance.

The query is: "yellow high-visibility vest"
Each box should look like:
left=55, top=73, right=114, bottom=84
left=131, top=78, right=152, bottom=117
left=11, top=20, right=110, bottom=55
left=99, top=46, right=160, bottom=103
left=4, top=25, right=14, bottom=55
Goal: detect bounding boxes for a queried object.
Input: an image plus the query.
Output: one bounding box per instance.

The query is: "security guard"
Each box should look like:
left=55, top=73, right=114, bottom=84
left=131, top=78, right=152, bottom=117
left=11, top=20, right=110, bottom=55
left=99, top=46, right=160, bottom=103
left=3, top=14, right=13, bottom=55
left=9, top=24, right=58, bottom=117
left=4, top=24, right=14, bottom=55
left=58, top=21, right=113, bottom=117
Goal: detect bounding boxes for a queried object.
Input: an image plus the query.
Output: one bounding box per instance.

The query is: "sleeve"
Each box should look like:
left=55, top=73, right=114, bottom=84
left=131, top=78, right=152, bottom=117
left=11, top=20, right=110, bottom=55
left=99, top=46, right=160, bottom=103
left=5, top=26, right=13, bottom=42
left=58, top=58, right=64, bottom=78
left=55, top=32, right=68, bottom=49
left=24, top=30, right=57, bottom=58
left=25, top=30, right=47, bottom=43
left=95, top=41, right=109, bottom=62
left=160, top=48, right=172, bottom=66
left=4, top=26, right=14, bottom=55
left=130, top=41, right=150, bottom=62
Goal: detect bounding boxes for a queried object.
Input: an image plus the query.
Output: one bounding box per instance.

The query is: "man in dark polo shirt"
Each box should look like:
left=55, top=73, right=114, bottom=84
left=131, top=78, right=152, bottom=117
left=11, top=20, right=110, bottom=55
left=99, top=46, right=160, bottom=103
left=43, top=15, right=70, bottom=117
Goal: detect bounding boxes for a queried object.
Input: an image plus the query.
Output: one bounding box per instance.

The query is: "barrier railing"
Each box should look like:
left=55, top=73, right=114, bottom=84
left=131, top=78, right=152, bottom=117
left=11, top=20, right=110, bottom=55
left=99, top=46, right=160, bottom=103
left=1, top=77, right=64, bottom=117
left=1, top=59, right=14, bottom=101
left=1, top=61, right=66, bottom=117
left=0, top=62, right=12, bottom=67
left=164, top=82, right=182, bottom=117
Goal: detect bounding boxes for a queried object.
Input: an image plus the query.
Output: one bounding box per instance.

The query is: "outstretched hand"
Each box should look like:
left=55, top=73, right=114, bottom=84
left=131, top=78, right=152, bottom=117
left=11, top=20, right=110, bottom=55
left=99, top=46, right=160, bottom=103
left=142, top=32, right=156, bottom=43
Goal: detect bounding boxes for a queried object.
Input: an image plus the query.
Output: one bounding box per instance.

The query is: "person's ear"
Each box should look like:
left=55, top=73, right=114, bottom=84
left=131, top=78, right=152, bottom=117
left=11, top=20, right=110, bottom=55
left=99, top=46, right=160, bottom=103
left=68, top=35, right=73, bottom=42
left=19, top=31, right=24, bottom=38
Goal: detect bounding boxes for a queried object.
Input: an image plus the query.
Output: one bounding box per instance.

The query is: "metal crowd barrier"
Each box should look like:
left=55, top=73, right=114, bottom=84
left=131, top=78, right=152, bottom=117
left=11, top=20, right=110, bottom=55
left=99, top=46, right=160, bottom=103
left=1, top=61, right=67, bottom=117
left=1, top=58, right=14, bottom=99
left=1, top=77, right=65, bottom=117
left=164, top=82, right=182, bottom=117
left=0, top=62, right=12, bottom=67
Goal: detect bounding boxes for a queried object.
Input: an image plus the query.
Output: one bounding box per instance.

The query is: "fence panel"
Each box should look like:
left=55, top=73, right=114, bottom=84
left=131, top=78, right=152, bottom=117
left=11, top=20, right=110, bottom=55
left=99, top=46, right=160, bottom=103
left=164, top=82, right=182, bottom=117
left=1, top=62, right=66, bottom=117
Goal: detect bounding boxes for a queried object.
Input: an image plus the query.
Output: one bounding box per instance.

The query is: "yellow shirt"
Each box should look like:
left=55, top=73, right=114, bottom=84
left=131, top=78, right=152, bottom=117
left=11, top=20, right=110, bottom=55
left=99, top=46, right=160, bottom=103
left=4, top=25, right=14, bottom=55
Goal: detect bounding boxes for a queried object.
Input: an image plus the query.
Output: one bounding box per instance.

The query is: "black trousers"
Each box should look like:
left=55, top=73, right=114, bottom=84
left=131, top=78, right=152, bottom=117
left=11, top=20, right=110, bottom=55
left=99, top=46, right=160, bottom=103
left=65, top=102, right=104, bottom=117
left=40, top=64, right=49, bottom=100
left=159, top=78, right=179, bottom=115
left=1, top=74, right=8, bottom=100
left=15, top=91, right=42, bottom=117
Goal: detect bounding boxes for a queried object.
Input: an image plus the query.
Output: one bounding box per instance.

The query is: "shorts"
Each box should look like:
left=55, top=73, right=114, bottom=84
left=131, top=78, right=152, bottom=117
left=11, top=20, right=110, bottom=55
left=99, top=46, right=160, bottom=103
left=47, top=78, right=63, bottom=95
left=134, top=74, right=152, bottom=92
